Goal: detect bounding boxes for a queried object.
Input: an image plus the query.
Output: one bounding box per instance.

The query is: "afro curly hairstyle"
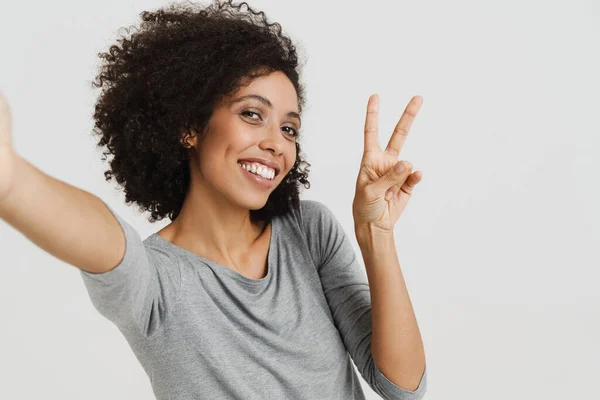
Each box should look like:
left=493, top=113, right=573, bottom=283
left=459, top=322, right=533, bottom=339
left=91, top=0, right=311, bottom=224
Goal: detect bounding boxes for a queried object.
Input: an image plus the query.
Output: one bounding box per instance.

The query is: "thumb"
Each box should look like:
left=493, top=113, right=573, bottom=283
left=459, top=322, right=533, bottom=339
left=0, top=90, right=13, bottom=148
left=370, top=160, right=413, bottom=196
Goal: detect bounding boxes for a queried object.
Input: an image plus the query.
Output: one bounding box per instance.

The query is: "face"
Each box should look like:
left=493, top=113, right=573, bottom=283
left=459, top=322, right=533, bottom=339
left=185, top=70, right=300, bottom=210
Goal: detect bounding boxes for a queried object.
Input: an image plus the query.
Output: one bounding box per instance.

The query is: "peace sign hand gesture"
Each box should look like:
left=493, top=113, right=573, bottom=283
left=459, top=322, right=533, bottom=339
left=352, top=94, right=423, bottom=234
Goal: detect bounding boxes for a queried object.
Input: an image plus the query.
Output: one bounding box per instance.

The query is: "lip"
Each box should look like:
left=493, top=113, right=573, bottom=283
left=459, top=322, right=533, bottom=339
left=238, top=164, right=276, bottom=188
left=237, top=157, right=281, bottom=176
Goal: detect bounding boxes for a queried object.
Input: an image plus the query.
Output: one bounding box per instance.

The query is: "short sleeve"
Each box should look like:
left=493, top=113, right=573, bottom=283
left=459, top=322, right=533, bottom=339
left=79, top=200, right=181, bottom=339
left=298, top=199, right=427, bottom=400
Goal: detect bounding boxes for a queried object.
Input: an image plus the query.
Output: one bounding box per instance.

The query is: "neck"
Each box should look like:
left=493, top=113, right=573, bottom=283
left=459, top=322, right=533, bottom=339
left=159, top=173, right=267, bottom=264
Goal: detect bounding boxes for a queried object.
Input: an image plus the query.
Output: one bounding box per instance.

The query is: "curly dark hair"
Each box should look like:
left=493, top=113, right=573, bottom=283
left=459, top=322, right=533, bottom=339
left=91, top=0, right=311, bottom=223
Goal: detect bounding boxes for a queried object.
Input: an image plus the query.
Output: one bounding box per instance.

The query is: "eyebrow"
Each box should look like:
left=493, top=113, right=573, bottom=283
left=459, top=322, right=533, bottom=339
left=228, top=94, right=302, bottom=128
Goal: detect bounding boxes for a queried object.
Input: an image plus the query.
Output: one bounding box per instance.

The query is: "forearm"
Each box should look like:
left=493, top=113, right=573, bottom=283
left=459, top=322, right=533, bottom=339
left=0, top=153, right=125, bottom=273
left=355, top=224, right=426, bottom=391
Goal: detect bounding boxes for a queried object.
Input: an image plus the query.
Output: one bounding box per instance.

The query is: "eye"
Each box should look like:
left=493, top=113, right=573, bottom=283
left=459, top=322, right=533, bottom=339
left=282, top=126, right=299, bottom=137
left=241, top=110, right=261, bottom=120
left=241, top=110, right=299, bottom=138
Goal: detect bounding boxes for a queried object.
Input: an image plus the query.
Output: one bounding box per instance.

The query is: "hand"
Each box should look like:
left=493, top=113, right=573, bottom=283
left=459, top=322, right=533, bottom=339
left=352, top=94, right=423, bottom=233
left=0, top=90, right=15, bottom=203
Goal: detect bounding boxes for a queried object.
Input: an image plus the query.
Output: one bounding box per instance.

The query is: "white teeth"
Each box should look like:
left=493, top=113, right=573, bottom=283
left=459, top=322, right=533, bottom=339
left=238, top=162, right=275, bottom=180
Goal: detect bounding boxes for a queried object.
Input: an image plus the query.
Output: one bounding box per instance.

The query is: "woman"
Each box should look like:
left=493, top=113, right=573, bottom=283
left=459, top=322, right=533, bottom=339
left=0, top=1, right=427, bottom=399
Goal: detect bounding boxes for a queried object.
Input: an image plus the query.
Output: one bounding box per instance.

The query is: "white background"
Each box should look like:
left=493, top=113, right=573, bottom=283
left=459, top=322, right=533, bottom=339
left=0, top=0, right=598, bottom=399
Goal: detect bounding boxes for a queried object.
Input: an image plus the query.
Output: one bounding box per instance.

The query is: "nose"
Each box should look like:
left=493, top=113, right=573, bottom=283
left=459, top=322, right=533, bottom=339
left=258, top=123, right=285, bottom=156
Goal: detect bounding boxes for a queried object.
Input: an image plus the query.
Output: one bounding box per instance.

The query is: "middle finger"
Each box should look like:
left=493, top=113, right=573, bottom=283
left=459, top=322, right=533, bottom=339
left=385, top=95, right=423, bottom=157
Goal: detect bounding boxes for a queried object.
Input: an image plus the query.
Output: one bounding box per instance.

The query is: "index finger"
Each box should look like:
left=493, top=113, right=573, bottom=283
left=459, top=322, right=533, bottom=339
left=363, top=94, right=380, bottom=153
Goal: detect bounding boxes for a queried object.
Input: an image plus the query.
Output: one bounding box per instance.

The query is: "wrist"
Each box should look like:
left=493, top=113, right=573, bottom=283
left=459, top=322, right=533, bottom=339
left=354, top=223, right=394, bottom=248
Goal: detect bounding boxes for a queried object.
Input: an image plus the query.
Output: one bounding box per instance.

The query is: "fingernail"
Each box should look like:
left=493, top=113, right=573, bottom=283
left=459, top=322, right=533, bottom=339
left=385, top=191, right=393, bottom=201
left=396, top=162, right=406, bottom=172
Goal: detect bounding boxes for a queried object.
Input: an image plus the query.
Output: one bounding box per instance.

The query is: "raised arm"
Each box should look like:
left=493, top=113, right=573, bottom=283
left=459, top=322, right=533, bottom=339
left=0, top=91, right=125, bottom=274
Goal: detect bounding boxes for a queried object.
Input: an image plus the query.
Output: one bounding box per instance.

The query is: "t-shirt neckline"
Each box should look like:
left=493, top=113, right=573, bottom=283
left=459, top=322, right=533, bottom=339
left=148, top=217, right=277, bottom=285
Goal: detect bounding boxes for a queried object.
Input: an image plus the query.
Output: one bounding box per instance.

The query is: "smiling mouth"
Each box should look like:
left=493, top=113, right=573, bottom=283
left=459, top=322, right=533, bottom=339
left=237, top=162, right=278, bottom=179
left=238, top=164, right=276, bottom=187
left=237, top=158, right=281, bottom=176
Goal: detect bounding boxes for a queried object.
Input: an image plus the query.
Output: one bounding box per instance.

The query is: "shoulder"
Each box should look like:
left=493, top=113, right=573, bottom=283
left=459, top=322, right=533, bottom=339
left=141, top=234, right=181, bottom=270
left=298, top=198, right=332, bottom=216
left=296, top=199, right=339, bottom=230
left=296, top=199, right=325, bottom=221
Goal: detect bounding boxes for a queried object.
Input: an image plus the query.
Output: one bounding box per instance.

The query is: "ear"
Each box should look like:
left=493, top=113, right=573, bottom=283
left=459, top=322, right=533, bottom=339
left=179, top=127, right=199, bottom=148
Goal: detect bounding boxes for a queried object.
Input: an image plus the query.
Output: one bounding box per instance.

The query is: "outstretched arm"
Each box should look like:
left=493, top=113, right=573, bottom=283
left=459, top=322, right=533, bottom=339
left=0, top=91, right=125, bottom=274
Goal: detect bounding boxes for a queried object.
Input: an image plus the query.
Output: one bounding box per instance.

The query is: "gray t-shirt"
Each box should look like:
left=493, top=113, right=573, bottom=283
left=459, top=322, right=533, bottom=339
left=80, top=199, right=427, bottom=399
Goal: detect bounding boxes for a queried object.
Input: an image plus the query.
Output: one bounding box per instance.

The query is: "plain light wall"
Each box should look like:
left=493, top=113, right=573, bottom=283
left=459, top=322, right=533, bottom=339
left=0, top=0, right=598, bottom=398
